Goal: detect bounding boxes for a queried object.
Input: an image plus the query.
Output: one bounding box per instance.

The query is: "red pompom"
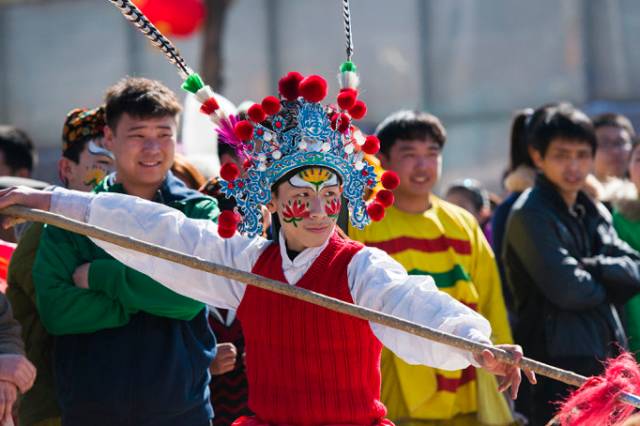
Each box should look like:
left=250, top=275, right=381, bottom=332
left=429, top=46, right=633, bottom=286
left=242, top=159, right=253, bottom=170
left=337, top=88, right=358, bottom=110
left=247, top=104, right=266, bottom=123
left=381, top=170, right=400, bottom=190
left=278, top=71, right=304, bottom=101
left=337, top=113, right=351, bottom=133
left=220, top=162, right=240, bottom=181
left=200, top=97, right=219, bottom=115
left=376, top=189, right=395, bottom=207
left=329, top=113, right=339, bottom=130
left=349, top=100, right=367, bottom=120
left=362, top=135, right=380, bottom=155
left=299, top=75, right=328, bottom=103
left=367, top=201, right=386, bottom=222
left=218, top=225, right=237, bottom=239
left=234, top=120, right=254, bottom=142
left=261, top=96, right=281, bottom=115
left=218, top=210, right=241, bottom=228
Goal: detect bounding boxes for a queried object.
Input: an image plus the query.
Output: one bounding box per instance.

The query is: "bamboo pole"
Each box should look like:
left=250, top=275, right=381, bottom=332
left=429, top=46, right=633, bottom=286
left=4, top=205, right=640, bottom=408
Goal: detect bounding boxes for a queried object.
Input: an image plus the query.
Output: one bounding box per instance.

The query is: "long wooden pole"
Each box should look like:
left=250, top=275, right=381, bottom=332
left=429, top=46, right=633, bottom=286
left=4, top=205, right=640, bottom=408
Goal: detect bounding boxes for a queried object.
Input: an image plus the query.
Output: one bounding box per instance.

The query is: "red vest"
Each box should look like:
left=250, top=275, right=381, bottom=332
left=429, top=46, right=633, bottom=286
left=235, top=234, right=390, bottom=425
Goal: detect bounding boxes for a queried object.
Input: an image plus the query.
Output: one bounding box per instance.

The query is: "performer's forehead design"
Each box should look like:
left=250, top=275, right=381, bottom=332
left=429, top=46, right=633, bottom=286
left=289, top=167, right=339, bottom=191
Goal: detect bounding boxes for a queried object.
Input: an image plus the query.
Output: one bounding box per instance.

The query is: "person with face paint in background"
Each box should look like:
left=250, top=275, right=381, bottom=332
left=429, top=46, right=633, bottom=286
left=0, top=73, right=534, bottom=425
left=6, top=106, right=114, bottom=426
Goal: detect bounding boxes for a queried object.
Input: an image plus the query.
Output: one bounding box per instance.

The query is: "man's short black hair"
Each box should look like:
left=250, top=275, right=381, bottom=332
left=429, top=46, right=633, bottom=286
left=528, top=104, right=596, bottom=157
left=592, top=112, right=636, bottom=137
left=105, top=77, right=182, bottom=131
left=0, top=125, right=36, bottom=174
left=375, top=110, right=447, bottom=156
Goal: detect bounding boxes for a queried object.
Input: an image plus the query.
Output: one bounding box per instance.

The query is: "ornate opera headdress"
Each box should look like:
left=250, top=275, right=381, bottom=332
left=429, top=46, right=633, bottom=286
left=109, top=0, right=400, bottom=237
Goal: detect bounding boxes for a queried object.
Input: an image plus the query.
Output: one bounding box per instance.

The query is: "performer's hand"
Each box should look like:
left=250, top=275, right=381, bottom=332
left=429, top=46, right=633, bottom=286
left=0, top=354, right=36, bottom=394
left=473, top=344, right=536, bottom=399
left=0, top=381, right=17, bottom=424
left=210, top=342, right=237, bottom=375
left=72, top=263, right=91, bottom=289
left=0, top=187, right=51, bottom=228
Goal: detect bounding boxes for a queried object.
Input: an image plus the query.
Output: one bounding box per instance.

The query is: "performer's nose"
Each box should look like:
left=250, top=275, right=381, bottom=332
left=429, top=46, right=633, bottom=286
left=308, top=195, right=324, bottom=217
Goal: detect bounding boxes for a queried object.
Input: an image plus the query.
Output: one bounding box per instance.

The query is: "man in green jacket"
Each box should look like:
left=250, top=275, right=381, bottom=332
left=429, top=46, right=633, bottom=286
left=31, top=77, right=219, bottom=426
left=7, top=106, right=114, bottom=426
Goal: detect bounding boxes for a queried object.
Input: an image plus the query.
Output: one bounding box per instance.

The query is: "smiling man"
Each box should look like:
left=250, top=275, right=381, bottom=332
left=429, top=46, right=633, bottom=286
left=29, top=78, right=219, bottom=426
left=349, top=111, right=514, bottom=425
left=503, top=103, right=640, bottom=425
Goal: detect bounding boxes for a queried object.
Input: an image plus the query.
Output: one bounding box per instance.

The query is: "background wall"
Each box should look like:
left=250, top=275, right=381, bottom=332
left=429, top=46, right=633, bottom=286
left=1, top=0, right=640, bottom=192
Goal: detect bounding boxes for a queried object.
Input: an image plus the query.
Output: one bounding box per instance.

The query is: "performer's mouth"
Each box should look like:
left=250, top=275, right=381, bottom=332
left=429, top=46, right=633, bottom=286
left=304, top=224, right=330, bottom=234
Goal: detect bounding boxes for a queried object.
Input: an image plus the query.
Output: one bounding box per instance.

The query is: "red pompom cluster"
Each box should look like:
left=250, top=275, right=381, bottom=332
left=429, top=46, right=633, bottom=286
left=200, top=97, right=219, bottom=115
left=375, top=189, right=395, bottom=207
left=278, top=72, right=304, bottom=101
left=337, top=113, right=351, bottom=133
left=337, top=88, right=358, bottom=110
left=349, top=100, right=367, bottom=120
left=381, top=170, right=400, bottom=190
left=367, top=201, right=385, bottom=222
left=299, top=75, right=328, bottom=103
left=220, top=162, right=240, bottom=182
left=362, top=135, right=380, bottom=155
left=261, top=96, right=281, bottom=115
left=218, top=210, right=241, bottom=238
left=234, top=120, right=254, bottom=142
left=248, top=104, right=266, bottom=123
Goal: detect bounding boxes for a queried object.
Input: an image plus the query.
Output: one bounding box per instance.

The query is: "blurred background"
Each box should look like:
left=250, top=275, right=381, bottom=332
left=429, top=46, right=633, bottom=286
left=1, top=0, right=640, bottom=192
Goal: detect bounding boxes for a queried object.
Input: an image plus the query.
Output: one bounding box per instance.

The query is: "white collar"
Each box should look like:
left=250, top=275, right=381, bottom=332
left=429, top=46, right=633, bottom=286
left=278, top=230, right=331, bottom=271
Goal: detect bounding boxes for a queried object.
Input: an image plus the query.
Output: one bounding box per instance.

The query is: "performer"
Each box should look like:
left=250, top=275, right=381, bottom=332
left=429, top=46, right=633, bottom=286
left=0, top=70, right=534, bottom=425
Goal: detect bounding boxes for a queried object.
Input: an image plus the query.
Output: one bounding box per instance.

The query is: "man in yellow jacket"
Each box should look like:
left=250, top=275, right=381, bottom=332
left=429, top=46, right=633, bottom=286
left=350, top=110, right=514, bottom=426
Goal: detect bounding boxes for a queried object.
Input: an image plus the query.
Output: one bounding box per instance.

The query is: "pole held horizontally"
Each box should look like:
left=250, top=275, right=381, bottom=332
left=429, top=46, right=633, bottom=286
left=3, top=205, right=640, bottom=408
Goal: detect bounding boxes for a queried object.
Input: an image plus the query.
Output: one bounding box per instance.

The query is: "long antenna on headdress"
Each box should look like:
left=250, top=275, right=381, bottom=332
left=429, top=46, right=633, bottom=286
left=342, top=0, right=354, bottom=62
left=108, top=0, right=192, bottom=79
left=108, top=0, right=227, bottom=124
left=338, top=0, right=360, bottom=91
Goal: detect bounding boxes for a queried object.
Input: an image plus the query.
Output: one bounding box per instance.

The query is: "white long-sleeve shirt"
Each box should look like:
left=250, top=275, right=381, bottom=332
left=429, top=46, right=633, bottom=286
left=51, top=188, right=493, bottom=370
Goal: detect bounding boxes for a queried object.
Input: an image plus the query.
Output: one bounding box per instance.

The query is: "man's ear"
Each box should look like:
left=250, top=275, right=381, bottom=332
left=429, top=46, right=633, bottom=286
left=58, top=157, right=73, bottom=185
left=530, top=147, right=544, bottom=169
left=103, top=126, right=115, bottom=151
left=378, top=151, right=390, bottom=170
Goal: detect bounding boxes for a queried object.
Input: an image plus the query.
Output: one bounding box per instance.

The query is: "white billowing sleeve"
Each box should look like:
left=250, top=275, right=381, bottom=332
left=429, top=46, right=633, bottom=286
left=348, top=247, right=493, bottom=370
left=50, top=189, right=269, bottom=309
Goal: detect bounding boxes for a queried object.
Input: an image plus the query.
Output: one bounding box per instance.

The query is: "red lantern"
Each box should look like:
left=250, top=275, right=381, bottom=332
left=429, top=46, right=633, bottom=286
left=135, top=0, right=205, bottom=38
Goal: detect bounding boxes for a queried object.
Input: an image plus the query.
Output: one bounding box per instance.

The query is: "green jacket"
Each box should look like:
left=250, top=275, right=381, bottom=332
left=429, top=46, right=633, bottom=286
left=7, top=222, right=60, bottom=426
left=613, top=197, right=640, bottom=359
left=33, top=174, right=219, bottom=336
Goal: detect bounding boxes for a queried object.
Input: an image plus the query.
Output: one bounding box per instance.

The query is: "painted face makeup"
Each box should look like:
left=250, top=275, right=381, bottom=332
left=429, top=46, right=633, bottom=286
left=281, top=199, right=311, bottom=227
left=87, top=140, right=115, bottom=160
left=80, top=139, right=115, bottom=189
left=324, top=197, right=341, bottom=219
left=282, top=167, right=342, bottom=225
left=289, top=167, right=339, bottom=191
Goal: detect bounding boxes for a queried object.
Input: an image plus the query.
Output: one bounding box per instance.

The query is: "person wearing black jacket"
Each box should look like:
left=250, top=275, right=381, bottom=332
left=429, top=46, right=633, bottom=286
left=502, top=103, right=640, bottom=426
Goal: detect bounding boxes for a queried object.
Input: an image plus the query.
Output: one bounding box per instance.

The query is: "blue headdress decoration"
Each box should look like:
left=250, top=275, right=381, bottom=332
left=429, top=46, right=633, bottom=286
left=217, top=86, right=379, bottom=237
